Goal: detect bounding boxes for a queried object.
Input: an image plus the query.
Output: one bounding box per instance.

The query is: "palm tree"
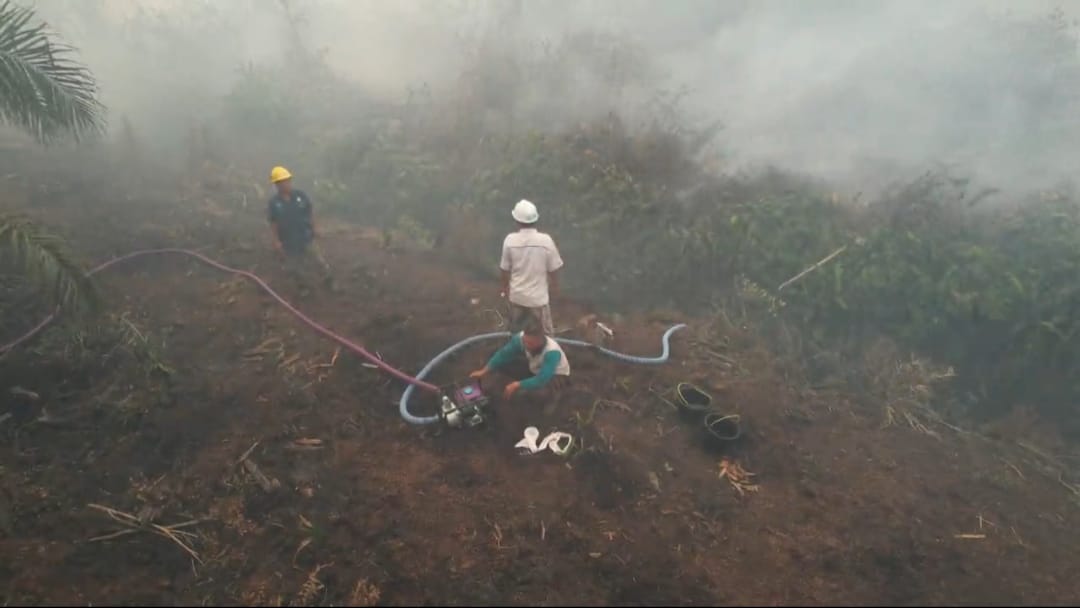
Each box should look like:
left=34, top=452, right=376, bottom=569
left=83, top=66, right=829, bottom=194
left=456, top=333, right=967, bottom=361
left=0, top=0, right=106, bottom=311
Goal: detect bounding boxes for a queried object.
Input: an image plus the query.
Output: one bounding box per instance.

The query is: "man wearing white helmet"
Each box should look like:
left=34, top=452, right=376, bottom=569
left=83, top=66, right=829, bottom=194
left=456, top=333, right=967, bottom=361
left=500, top=199, right=563, bottom=335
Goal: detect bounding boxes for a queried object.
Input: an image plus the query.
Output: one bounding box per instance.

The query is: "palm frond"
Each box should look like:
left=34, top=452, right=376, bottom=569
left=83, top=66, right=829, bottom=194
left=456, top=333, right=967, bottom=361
left=0, top=0, right=105, bottom=143
left=0, top=213, right=97, bottom=311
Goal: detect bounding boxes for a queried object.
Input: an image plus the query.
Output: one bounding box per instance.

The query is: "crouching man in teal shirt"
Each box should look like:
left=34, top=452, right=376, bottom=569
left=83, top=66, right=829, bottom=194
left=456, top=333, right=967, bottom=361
left=470, top=321, right=571, bottom=400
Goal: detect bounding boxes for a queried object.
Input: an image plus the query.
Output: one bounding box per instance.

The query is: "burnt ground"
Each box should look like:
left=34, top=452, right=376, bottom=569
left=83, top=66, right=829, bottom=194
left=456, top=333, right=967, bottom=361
left=2, top=168, right=1080, bottom=606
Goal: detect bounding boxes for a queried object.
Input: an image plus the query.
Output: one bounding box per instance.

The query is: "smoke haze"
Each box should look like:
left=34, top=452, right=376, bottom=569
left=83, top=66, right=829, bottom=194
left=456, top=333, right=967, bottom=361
left=29, top=0, right=1080, bottom=191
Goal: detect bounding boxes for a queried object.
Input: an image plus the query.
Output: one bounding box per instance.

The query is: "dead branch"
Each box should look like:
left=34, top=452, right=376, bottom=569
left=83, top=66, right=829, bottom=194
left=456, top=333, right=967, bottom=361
left=778, top=244, right=848, bottom=292
left=1010, top=526, right=1027, bottom=548
left=243, top=337, right=285, bottom=360
left=648, top=386, right=679, bottom=411
left=293, top=538, right=313, bottom=567
left=87, top=503, right=203, bottom=563
left=483, top=308, right=506, bottom=329
left=1001, top=459, right=1025, bottom=480
left=235, top=441, right=260, bottom=466
left=288, top=438, right=325, bottom=451
left=1057, top=473, right=1080, bottom=497
left=718, top=458, right=759, bottom=495
left=9, top=386, right=39, bottom=400
left=243, top=459, right=281, bottom=492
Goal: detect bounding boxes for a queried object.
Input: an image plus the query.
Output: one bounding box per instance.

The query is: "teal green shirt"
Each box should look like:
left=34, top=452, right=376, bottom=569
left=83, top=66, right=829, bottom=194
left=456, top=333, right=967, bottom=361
left=486, top=333, right=563, bottom=391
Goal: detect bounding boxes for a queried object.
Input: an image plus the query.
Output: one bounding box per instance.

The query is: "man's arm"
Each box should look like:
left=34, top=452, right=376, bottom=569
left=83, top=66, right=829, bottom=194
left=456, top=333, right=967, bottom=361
left=548, top=269, right=560, bottom=299
left=484, top=334, right=524, bottom=373
left=269, top=223, right=283, bottom=251
left=267, top=202, right=284, bottom=251
left=546, top=239, right=564, bottom=298
left=301, top=191, right=317, bottom=238
left=499, top=239, right=512, bottom=295
left=519, top=350, right=562, bottom=391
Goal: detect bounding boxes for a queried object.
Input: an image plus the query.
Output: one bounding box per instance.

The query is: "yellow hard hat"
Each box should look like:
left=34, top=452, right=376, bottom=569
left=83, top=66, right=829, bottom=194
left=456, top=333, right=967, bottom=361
left=270, top=166, right=293, bottom=184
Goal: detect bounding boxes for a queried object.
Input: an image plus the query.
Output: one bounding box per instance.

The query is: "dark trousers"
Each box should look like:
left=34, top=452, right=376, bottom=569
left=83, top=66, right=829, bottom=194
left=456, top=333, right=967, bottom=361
left=282, top=242, right=333, bottom=291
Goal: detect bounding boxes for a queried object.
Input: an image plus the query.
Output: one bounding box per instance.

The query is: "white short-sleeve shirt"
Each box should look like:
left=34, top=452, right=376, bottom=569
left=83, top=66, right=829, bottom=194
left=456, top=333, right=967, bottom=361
left=500, top=228, right=564, bottom=308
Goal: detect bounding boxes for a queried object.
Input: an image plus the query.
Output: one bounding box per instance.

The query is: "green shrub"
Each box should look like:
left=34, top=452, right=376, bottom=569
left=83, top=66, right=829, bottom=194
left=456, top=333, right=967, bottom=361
left=205, top=6, right=1080, bottom=430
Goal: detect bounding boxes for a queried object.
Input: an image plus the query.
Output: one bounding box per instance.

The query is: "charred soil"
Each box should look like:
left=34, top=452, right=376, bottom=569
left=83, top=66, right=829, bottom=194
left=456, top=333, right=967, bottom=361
left=1, top=174, right=1079, bottom=605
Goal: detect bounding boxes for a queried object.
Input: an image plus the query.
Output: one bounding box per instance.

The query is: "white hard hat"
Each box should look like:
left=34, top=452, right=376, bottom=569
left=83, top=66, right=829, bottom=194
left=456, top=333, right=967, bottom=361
left=512, top=199, right=539, bottom=224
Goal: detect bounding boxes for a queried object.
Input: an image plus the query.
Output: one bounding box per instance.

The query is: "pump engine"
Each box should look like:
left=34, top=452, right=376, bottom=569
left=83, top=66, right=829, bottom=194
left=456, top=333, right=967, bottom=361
left=440, top=381, right=490, bottom=428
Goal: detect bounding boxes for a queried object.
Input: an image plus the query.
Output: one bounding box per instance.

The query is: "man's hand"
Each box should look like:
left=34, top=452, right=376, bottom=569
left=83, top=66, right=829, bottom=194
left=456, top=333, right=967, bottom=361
left=469, top=367, right=489, bottom=380
left=503, top=381, right=521, bottom=400
left=273, top=240, right=284, bottom=256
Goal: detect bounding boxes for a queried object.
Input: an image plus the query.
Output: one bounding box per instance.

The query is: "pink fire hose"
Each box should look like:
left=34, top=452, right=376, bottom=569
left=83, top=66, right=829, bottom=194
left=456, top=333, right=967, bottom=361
left=0, top=248, right=441, bottom=393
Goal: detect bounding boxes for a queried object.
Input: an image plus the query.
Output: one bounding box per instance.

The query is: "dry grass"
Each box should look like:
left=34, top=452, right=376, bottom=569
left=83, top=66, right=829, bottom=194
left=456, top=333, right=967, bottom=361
left=349, top=578, right=382, bottom=606
left=862, top=339, right=958, bottom=438
left=290, top=562, right=333, bottom=607
left=240, top=581, right=283, bottom=607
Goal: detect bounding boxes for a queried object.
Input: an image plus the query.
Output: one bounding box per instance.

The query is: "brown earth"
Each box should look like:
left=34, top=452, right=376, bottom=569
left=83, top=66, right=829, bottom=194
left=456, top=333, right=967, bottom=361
left=1, top=167, right=1079, bottom=606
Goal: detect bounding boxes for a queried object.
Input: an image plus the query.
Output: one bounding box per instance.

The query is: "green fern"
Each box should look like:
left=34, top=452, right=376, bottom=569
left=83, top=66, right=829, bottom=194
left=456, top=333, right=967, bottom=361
left=0, top=0, right=105, bottom=143
left=0, top=213, right=96, bottom=311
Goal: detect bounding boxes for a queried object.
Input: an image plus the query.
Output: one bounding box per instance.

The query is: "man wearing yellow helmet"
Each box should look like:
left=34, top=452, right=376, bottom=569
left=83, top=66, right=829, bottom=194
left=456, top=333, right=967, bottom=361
left=267, top=166, right=334, bottom=293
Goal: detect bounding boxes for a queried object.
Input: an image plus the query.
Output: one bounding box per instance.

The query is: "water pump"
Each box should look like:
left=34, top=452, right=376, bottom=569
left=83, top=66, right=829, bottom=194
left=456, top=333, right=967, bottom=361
left=440, top=381, right=490, bottom=428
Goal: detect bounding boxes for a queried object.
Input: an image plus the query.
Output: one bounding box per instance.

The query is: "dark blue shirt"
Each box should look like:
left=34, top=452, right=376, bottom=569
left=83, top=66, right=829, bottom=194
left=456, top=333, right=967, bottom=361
left=267, top=190, right=314, bottom=254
